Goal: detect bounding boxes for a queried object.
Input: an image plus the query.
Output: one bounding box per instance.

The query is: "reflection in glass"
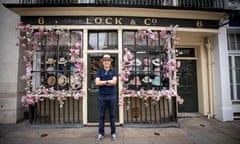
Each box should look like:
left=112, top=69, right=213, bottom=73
left=88, top=31, right=118, bottom=50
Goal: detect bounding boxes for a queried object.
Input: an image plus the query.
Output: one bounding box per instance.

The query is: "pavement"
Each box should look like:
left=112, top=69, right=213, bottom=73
left=0, top=116, right=240, bottom=144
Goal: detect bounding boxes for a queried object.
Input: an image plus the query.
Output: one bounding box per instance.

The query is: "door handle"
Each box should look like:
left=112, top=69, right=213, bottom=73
left=88, top=88, right=91, bottom=91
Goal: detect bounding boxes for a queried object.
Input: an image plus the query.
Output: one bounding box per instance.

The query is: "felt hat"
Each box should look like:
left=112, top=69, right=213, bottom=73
left=46, top=58, right=56, bottom=64
left=101, top=54, right=113, bottom=62
left=152, top=58, right=161, bottom=66
left=46, top=66, right=55, bottom=74
left=142, top=76, right=152, bottom=83
left=58, top=75, right=68, bottom=87
left=47, top=75, right=56, bottom=86
left=130, top=76, right=142, bottom=86
left=152, top=76, right=161, bottom=86
left=131, top=58, right=142, bottom=66
left=58, top=57, right=67, bottom=64
left=70, top=75, right=82, bottom=89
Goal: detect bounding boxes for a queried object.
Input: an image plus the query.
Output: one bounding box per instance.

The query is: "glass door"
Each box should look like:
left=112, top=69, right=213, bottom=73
left=87, top=54, right=119, bottom=122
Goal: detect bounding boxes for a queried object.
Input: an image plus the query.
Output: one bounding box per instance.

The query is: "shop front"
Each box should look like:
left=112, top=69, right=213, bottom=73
left=17, top=15, right=190, bottom=126
left=1, top=0, right=239, bottom=126
left=15, top=14, right=220, bottom=126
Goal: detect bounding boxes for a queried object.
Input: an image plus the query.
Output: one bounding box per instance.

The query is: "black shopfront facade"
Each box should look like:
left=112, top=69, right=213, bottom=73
left=19, top=15, right=218, bottom=126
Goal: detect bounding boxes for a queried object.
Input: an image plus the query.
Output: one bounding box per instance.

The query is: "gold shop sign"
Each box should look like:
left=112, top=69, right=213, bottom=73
left=22, top=16, right=218, bottom=28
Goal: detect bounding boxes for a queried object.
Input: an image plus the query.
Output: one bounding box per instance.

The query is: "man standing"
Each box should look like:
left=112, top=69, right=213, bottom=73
left=95, top=54, right=117, bottom=143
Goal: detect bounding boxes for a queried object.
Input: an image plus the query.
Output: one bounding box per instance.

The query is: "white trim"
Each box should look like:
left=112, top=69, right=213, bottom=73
left=118, top=29, right=124, bottom=125
left=82, top=28, right=88, bottom=125
left=214, top=26, right=233, bottom=121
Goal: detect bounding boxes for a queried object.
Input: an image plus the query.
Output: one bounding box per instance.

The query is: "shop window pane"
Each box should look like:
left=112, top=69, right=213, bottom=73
left=99, top=32, right=107, bottom=49
left=109, top=31, right=118, bottom=49
left=228, top=32, right=240, bottom=51
left=122, top=30, right=166, bottom=91
left=123, top=31, right=135, bottom=46
left=237, top=85, right=240, bottom=100
left=228, top=33, right=235, bottom=50
left=89, top=32, right=98, bottom=50
left=236, top=69, right=240, bottom=83
left=236, top=34, right=240, bottom=50
left=88, top=31, right=118, bottom=50
left=229, top=56, right=233, bottom=83
left=230, top=85, right=234, bottom=100
left=235, top=56, right=240, bottom=67
left=32, top=30, right=83, bottom=90
left=176, top=48, right=195, bottom=57
left=228, top=31, right=240, bottom=100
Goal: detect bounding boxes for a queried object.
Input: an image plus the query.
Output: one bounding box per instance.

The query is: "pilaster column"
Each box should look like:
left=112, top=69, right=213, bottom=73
left=205, top=38, right=214, bottom=119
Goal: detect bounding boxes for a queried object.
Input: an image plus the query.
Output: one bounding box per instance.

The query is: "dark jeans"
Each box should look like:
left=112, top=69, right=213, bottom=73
left=98, top=98, right=116, bottom=136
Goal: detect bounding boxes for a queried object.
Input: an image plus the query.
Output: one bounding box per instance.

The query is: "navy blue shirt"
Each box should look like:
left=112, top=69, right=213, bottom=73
left=96, top=68, right=117, bottom=100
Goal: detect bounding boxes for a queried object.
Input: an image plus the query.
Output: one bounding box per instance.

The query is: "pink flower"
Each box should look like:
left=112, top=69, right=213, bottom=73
left=130, top=90, right=136, bottom=97
left=177, top=96, right=184, bottom=104
left=160, top=30, right=168, bottom=40
left=118, top=98, right=124, bottom=106
left=20, top=75, right=29, bottom=80
left=121, top=87, right=129, bottom=94
left=177, top=61, right=181, bottom=68
left=24, top=50, right=33, bottom=57
left=75, top=42, right=81, bottom=48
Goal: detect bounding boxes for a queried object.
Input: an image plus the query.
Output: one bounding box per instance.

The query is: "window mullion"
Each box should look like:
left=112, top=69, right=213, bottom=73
left=234, top=33, right=237, bottom=50
left=232, top=56, right=237, bottom=100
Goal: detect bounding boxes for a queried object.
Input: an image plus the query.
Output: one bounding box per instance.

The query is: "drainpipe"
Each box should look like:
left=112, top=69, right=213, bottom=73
left=205, top=38, right=214, bottom=119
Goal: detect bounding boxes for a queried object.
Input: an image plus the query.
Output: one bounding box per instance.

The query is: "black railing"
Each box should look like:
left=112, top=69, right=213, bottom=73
left=15, top=0, right=225, bottom=10
left=29, top=97, right=83, bottom=124
left=124, top=97, right=177, bottom=126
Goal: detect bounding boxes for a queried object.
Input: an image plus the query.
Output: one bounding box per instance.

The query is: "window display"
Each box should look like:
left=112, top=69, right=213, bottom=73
left=17, top=23, right=84, bottom=107
left=120, top=26, right=183, bottom=105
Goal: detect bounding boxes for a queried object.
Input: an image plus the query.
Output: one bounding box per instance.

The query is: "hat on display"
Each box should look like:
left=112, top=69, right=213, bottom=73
left=101, top=54, right=113, bottom=62
left=130, top=76, right=142, bottom=86
left=58, top=75, right=68, bottom=87
left=70, top=65, right=75, bottom=74
left=46, top=66, right=55, bottom=75
left=143, top=57, right=150, bottom=66
left=143, top=66, right=149, bottom=74
left=151, top=76, right=161, bottom=86
left=142, top=76, right=152, bottom=83
left=58, top=57, right=67, bottom=64
left=132, top=66, right=140, bottom=74
left=152, top=58, right=161, bottom=66
left=46, top=58, right=56, bottom=64
left=70, top=75, right=82, bottom=89
left=131, top=58, right=142, bottom=66
left=154, top=67, right=161, bottom=76
left=47, top=75, right=56, bottom=86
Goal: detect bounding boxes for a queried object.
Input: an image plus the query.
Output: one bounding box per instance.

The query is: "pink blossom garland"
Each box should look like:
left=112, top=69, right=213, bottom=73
left=119, top=26, right=183, bottom=106
left=18, top=23, right=84, bottom=107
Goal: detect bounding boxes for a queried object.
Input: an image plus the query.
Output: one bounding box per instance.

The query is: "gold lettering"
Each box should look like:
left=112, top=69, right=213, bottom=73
left=130, top=19, right=136, bottom=25
left=196, top=20, right=203, bottom=28
left=144, top=18, right=151, bottom=26
left=152, top=18, right=157, bottom=25
left=86, top=17, right=93, bottom=24
left=115, top=18, right=122, bottom=25
left=38, top=17, right=45, bottom=25
left=95, top=17, right=102, bottom=24
left=105, top=17, right=113, bottom=24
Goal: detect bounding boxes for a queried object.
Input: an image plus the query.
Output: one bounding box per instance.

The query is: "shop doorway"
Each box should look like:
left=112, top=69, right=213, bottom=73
left=87, top=54, right=119, bottom=122
left=177, top=60, right=198, bottom=112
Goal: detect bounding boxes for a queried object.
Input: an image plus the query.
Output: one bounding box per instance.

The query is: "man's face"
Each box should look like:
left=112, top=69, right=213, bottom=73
left=102, top=59, right=112, bottom=68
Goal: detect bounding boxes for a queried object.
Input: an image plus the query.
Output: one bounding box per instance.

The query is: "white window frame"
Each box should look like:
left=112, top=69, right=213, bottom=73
left=228, top=29, right=240, bottom=101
